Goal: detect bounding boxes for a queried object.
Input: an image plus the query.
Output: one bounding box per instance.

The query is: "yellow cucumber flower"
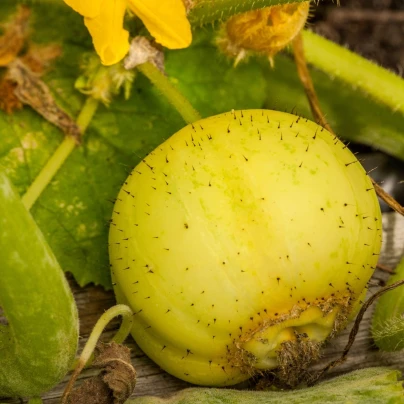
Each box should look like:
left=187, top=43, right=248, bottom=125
left=63, top=0, right=192, bottom=66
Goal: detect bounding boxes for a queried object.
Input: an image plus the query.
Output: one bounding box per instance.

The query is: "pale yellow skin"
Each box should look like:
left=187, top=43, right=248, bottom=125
left=110, top=110, right=382, bottom=386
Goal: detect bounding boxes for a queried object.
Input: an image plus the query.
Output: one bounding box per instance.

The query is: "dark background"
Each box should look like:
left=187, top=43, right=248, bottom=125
left=312, top=0, right=404, bottom=211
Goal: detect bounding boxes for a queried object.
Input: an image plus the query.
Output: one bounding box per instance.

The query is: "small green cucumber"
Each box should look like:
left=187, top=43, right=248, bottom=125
left=127, top=368, right=404, bottom=404
left=372, top=258, right=404, bottom=351
left=0, top=169, right=79, bottom=398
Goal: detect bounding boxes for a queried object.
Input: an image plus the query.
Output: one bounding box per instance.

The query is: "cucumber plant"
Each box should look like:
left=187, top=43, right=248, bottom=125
left=372, top=258, right=404, bottom=352
left=0, top=169, right=78, bottom=398
left=109, top=109, right=382, bottom=387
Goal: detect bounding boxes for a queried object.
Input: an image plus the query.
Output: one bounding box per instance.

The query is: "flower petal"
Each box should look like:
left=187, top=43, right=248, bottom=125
left=63, top=0, right=103, bottom=18
left=127, top=0, right=192, bottom=49
left=84, top=0, right=130, bottom=65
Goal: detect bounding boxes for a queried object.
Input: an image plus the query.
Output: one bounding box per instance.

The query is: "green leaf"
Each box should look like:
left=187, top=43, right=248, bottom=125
left=0, top=3, right=267, bottom=288
left=125, top=368, right=404, bottom=404
left=165, top=30, right=267, bottom=118
left=2, top=1, right=404, bottom=289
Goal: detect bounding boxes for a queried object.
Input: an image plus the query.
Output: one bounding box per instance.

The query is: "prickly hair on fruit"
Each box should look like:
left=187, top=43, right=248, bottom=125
left=109, top=110, right=382, bottom=387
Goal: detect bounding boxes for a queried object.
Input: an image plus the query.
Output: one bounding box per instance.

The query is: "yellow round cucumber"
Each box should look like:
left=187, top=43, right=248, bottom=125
left=109, top=110, right=381, bottom=386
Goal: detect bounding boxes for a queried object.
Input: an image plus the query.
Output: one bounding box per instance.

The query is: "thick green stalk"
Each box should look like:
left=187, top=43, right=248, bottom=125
left=301, top=30, right=404, bottom=116
left=137, top=63, right=200, bottom=124
left=21, top=97, right=99, bottom=210
left=188, top=0, right=308, bottom=26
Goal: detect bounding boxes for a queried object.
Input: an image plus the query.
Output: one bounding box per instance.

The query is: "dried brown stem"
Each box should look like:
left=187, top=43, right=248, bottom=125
left=376, top=263, right=395, bottom=274
left=291, top=32, right=404, bottom=217
left=370, top=178, right=404, bottom=216
left=308, top=279, right=404, bottom=386
left=62, top=360, right=85, bottom=404
left=292, top=33, right=334, bottom=135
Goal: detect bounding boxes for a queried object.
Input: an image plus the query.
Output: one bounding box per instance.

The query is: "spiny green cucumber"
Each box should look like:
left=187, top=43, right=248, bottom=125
left=0, top=169, right=78, bottom=398
left=372, top=257, right=404, bottom=351
left=109, top=109, right=382, bottom=386
left=127, top=368, right=404, bottom=404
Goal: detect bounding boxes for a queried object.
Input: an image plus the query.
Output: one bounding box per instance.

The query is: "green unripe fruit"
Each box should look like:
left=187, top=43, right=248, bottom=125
left=0, top=169, right=78, bottom=397
left=372, top=257, right=404, bottom=351
left=109, top=110, right=382, bottom=387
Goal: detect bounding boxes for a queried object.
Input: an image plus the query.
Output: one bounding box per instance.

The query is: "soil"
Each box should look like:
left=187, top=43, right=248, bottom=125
left=311, top=0, right=404, bottom=210
left=313, top=0, right=404, bottom=74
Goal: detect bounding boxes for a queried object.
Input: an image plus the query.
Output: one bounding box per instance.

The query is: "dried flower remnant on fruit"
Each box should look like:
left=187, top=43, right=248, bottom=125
left=276, top=332, right=321, bottom=387
left=217, top=2, right=310, bottom=66
left=63, top=0, right=192, bottom=66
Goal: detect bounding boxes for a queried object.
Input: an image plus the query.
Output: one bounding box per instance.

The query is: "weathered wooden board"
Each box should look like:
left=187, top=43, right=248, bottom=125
left=3, top=211, right=404, bottom=403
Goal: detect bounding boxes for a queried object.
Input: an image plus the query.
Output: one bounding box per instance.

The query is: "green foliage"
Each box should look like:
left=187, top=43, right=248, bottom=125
left=1, top=0, right=404, bottom=400
left=0, top=2, right=267, bottom=287
left=1, top=1, right=404, bottom=288
left=127, top=368, right=404, bottom=404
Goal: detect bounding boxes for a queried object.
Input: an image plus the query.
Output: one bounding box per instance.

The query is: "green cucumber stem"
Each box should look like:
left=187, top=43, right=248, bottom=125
left=62, top=304, right=134, bottom=404
left=300, top=30, right=404, bottom=116
left=21, top=97, right=99, bottom=210
left=137, top=62, right=201, bottom=125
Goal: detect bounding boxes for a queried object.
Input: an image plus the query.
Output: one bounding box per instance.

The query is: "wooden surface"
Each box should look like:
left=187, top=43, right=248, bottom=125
left=3, top=211, right=404, bottom=403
